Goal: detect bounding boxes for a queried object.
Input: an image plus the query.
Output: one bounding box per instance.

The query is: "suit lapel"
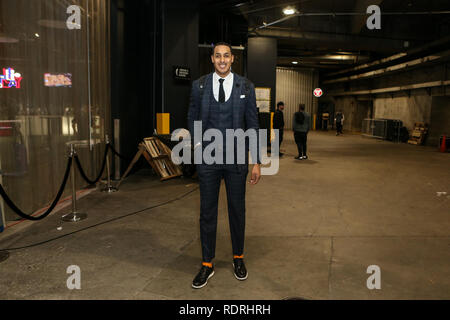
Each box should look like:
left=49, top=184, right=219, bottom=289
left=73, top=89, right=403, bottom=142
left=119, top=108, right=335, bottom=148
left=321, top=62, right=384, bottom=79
left=201, top=73, right=213, bottom=126
left=232, top=74, right=243, bottom=129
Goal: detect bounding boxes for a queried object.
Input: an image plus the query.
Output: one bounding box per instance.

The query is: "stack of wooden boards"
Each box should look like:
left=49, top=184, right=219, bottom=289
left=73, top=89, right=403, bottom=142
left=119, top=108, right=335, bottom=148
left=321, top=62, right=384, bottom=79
left=117, top=137, right=182, bottom=187
left=408, top=122, right=428, bottom=145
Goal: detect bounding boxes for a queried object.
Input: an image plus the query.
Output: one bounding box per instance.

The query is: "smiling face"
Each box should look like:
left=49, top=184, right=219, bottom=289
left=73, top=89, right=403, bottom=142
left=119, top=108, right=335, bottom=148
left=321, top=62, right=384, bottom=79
left=211, top=45, right=234, bottom=77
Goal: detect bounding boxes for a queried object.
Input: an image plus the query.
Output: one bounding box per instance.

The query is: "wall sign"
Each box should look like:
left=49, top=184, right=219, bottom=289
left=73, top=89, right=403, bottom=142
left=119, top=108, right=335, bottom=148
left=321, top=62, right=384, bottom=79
left=0, top=68, right=22, bottom=89
left=173, top=66, right=191, bottom=81
left=255, top=87, right=271, bottom=113
left=313, top=88, right=323, bottom=97
left=44, top=73, right=72, bottom=87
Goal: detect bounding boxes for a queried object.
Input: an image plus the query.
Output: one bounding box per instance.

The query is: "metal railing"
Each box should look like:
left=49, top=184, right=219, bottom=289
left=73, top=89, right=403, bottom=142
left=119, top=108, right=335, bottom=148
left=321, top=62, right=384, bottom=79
left=362, top=118, right=402, bottom=143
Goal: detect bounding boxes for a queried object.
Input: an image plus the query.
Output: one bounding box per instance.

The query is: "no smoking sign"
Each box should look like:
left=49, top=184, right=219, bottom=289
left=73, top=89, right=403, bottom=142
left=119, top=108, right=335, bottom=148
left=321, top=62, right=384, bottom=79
left=313, top=88, right=323, bottom=97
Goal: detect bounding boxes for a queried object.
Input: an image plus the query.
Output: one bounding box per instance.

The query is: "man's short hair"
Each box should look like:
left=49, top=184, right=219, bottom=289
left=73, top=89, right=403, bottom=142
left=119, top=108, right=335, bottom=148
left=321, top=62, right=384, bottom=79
left=299, top=104, right=305, bottom=111
left=211, top=42, right=233, bottom=56
left=277, top=101, right=284, bottom=108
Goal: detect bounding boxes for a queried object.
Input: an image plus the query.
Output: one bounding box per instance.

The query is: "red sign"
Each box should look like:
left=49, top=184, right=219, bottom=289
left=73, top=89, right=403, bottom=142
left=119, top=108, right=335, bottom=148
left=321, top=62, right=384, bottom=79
left=313, top=88, right=323, bottom=97
left=0, top=68, right=23, bottom=89
left=0, top=122, right=13, bottom=136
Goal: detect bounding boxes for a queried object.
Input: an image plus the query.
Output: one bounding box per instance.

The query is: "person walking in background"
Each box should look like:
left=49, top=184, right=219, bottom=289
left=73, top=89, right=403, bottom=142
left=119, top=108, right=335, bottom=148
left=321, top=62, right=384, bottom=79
left=335, top=111, right=344, bottom=136
left=293, top=104, right=311, bottom=160
left=273, top=101, right=285, bottom=157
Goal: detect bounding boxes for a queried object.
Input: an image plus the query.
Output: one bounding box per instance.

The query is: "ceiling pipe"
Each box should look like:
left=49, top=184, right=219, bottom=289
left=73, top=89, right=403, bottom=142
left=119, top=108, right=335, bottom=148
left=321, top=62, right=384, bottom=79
left=323, top=50, right=450, bottom=84
left=249, top=27, right=405, bottom=52
left=328, top=80, right=450, bottom=96
left=326, top=35, right=450, bottom=78
left=198, top=44, right=245, bottom=50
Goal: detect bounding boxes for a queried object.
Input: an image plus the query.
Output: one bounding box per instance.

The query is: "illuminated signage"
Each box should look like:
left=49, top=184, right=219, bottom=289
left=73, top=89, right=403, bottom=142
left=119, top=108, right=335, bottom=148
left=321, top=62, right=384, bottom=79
left=0, top=68, right=23, bottom=89
left=44, top=73, right=72, bottom=87
left=173, top=66, right=191, bottom=81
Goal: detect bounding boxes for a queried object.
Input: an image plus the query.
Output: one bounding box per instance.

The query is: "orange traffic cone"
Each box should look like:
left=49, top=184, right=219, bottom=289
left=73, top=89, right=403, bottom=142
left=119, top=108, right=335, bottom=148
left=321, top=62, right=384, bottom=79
left=440, top=135, right=447, bottom=153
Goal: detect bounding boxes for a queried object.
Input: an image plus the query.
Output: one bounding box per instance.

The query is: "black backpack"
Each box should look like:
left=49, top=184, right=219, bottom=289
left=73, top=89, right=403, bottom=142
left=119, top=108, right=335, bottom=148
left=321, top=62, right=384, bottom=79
left=295, top=112, right=305, bottom=125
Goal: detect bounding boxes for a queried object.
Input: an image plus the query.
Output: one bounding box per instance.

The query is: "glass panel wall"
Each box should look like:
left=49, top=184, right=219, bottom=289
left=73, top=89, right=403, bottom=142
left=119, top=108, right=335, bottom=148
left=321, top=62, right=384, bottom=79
left=0, top=0, right=110, bottom=221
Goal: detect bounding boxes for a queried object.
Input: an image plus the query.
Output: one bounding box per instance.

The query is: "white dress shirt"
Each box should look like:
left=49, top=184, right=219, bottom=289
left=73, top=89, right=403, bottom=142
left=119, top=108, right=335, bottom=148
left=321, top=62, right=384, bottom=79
left=213, top=72, right=234, bottom=102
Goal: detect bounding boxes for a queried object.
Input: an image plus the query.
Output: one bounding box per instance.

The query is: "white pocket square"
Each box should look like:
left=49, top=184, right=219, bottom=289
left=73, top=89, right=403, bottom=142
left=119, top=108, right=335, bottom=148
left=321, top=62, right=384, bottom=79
left=240, top=95, right=246, bottom=98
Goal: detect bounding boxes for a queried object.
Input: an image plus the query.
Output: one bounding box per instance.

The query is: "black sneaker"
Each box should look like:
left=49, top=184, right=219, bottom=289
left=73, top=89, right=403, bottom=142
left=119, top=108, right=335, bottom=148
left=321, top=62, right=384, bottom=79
left=192, top=265, right=215, bottom=289
left=233, top=258, right=248, bottom=281
left=303, top=155, right=308, bottom=160
left=294, top=156, right=301, bottom=160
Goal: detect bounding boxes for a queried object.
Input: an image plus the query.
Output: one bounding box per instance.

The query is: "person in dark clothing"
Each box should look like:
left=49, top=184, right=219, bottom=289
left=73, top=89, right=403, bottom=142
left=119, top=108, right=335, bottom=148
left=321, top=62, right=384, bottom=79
left=292, top=104, right=311, bottom=160
left=187, top=42, right=261, bottom=289
left=335, top=111, right=344, bottom=136
left=273, top=101, right=285, bottom=156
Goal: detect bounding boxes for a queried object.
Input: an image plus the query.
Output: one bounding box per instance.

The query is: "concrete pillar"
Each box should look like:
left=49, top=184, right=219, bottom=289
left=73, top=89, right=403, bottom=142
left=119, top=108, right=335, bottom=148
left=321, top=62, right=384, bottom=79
left=247, top=37, right=277, bottom=145
left=163, top=0, right=199, bottom=132
left=247, top=37, right=277, bottom=112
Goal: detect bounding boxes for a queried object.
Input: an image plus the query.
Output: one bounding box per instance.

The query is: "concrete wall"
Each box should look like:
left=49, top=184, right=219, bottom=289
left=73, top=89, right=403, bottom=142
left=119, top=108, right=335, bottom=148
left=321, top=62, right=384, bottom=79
left=374, top=95, right=432, bottom=131
left=321, top=56, right=449, bottom=144
left=333, top=94, right=433, bottom=133
left=333, top=97, right=356, bottom=131
left=333, top=96, right=373, bottom=132
left=428, top=96, right=450, bottom=147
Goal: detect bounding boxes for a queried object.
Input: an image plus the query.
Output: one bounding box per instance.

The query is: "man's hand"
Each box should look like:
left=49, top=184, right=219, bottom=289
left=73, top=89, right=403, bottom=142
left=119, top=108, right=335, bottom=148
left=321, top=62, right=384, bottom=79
left=250, top=164, right=261, bottom=185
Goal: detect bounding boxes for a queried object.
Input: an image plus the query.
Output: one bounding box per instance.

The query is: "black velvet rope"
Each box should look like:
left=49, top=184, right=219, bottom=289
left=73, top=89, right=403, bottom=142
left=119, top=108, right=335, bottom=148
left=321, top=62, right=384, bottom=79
left=108, top=144, right=130, bottom=161
left=0, top=157, right=73, bottom=221
left=74, top=144, right=109, bottom=185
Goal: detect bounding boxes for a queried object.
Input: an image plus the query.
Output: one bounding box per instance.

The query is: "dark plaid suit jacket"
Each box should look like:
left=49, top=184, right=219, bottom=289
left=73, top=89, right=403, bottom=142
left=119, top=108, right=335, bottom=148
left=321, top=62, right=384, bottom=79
left=187, top=72, right=260, bottom=165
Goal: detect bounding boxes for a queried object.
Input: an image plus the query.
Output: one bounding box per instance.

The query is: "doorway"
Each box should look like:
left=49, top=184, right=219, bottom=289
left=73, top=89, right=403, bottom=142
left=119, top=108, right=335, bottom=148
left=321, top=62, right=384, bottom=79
left=353, top=100, right=373, bottom=132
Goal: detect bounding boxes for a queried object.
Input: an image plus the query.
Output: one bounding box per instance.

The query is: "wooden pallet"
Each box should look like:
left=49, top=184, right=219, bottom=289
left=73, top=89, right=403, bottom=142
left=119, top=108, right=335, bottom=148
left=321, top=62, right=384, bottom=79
left=143, top=137, right=182, bottom=180
left=408, top=122, right=428, bottom=145
left=117, top=137, right=182, bottom=187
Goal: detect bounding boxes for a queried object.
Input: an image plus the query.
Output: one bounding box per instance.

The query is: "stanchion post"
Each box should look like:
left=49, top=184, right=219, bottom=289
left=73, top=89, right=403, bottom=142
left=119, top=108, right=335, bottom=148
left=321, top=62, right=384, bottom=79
left=0, top=156, right=6, bottom=234
left=61, top=144, right=87, bottom=222
left=102, top=135, right=117, bottom=193
left=114, top=119, right=121, bottom=180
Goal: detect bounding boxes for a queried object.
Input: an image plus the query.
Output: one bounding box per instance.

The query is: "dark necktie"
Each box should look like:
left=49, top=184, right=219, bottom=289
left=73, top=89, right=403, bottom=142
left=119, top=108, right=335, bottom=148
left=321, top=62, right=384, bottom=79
left=219, top=78, right=225, bottom=103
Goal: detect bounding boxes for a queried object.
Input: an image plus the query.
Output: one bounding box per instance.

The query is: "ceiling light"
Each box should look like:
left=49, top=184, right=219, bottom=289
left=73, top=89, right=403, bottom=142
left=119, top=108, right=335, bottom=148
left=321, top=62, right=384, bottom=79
left=283, top=7, right=296, bottom=15
left=35, top=33, right=40, bottom=38
left=292, top=61, right=298, bottom=64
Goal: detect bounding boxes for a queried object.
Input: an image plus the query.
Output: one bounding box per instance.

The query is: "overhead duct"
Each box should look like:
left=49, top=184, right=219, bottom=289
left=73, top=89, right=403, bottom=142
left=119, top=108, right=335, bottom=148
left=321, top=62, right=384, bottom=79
left=249, top=27, right=406, bottom=52
left=327, top=36, right=450, bottom=78
left=323, top=50, right=450, bottom=84
left=328, top=80, right=450, bottom=96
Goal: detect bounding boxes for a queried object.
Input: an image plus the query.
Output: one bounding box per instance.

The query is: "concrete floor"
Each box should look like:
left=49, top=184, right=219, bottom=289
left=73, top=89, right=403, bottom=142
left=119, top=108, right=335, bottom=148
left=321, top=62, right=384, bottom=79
left=0, top=131, right=449, bottom=300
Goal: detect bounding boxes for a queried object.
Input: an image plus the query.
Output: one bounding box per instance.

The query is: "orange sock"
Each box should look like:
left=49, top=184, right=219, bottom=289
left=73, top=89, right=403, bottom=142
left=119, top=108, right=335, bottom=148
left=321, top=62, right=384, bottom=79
left=233, top=255, right=244, bottom=259
left=202, top=262, right=213, bottom=268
